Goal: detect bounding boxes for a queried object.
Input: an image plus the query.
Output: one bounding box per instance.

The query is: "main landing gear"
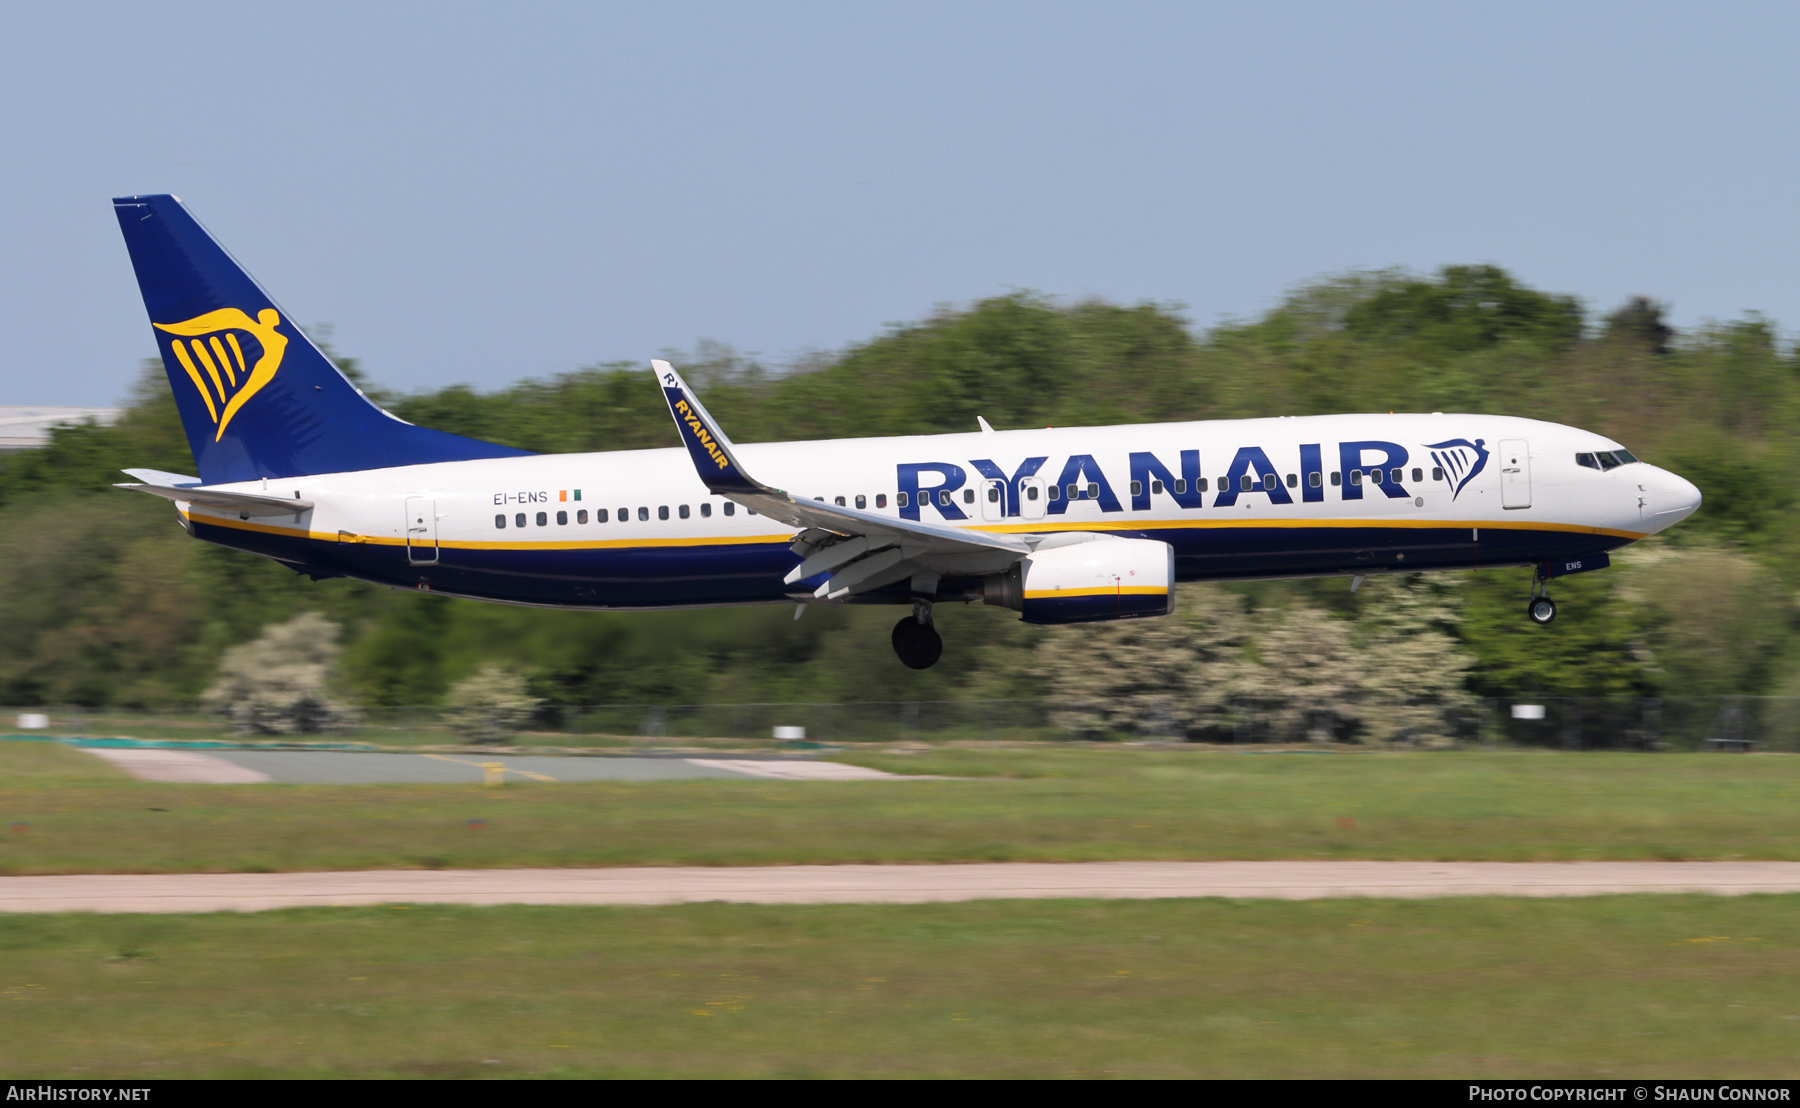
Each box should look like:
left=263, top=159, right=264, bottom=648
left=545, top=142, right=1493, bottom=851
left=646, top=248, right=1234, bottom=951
left=892, top=600, right=943, bottom=670
left=1527, top=574, right=1557, bottom=625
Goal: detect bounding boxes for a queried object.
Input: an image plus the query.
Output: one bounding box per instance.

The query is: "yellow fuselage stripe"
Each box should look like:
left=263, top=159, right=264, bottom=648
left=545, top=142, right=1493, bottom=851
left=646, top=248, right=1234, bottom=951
left=1024, top=586, right=1168, bottom=598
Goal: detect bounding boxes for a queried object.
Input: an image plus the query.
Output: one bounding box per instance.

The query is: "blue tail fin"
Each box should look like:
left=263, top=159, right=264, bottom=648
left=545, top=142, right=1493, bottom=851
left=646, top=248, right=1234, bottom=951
left=113, top=194, right=531, bottom=483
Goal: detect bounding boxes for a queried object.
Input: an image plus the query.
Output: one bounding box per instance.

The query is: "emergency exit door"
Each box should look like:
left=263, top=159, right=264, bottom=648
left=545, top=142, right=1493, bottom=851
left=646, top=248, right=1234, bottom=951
left=981, top=479, right=1006, bottom=521
left=1018, top=476, right=1048, bottom=520
left=405, top=497, right=439, bottom=564
left=1499, top=440, right=1532, bottom=509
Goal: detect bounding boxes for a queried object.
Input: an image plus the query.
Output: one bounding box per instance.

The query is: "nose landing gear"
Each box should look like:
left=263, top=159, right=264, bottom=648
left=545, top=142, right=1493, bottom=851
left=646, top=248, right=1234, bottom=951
left=1527, top=573, right=1557, bottom=625
left=892, top=600, right=942, bottom=670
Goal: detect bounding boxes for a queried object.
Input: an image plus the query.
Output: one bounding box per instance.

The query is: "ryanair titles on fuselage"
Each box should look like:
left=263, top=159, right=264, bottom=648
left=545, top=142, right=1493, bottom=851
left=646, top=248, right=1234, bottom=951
left=898, top=437, right=1490, bottom=521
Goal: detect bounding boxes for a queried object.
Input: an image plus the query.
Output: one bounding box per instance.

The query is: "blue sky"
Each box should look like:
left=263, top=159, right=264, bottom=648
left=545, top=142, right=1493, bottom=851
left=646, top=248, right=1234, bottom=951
left=3, top=1, right=1797, bottom=405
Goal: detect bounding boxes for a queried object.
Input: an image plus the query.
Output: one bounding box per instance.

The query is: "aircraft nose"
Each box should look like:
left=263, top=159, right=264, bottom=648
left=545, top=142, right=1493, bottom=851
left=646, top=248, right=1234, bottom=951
left=1648, top=467, right=1702, bottom=527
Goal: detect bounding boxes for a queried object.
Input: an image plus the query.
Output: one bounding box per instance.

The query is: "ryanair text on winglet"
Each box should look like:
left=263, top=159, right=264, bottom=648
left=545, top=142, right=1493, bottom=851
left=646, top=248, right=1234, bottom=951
left=675, top=399, right=730, bottom=471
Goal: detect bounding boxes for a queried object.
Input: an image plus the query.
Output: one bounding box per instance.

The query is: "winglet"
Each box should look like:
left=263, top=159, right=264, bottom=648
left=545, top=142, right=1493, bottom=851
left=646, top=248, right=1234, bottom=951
left=654, top=359, right=767, bottom=496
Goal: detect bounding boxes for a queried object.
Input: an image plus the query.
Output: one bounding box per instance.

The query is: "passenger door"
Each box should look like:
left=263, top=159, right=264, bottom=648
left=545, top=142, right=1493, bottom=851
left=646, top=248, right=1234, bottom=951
left=1499, top=440, right=1531, bottom=510
left=405, top=496, right=439, bottom=564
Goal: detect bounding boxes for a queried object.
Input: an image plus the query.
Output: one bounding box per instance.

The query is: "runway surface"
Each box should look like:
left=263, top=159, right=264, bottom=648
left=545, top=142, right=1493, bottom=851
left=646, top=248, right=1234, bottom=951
left=81, top=748, right=903, bottom=784
left=7, top=861, right=1800, bottom=913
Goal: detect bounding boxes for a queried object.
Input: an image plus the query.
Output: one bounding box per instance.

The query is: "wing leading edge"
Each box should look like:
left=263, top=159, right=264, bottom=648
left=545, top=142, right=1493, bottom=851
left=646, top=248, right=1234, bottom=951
left=652, top=360, right=1028, bottom=599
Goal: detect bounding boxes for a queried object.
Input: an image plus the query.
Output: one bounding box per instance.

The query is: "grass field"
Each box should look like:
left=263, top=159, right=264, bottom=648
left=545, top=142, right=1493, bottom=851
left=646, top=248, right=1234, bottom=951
left=3, top=742, right=1798, bottom=873
left=3, top=895, right=1797, bottom=1078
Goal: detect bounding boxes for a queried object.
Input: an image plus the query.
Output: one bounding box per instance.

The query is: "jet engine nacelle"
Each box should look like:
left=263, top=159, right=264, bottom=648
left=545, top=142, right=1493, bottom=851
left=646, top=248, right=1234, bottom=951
left=982, top=536, right=1174, bottom=625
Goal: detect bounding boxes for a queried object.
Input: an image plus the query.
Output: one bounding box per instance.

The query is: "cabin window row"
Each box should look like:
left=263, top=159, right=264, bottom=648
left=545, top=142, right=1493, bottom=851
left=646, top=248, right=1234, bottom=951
left=493, top=501, right=758, bottom=528
left=1126, top=467, right=1450, bottom=495
left=491, top=463, right=1470, bottom=529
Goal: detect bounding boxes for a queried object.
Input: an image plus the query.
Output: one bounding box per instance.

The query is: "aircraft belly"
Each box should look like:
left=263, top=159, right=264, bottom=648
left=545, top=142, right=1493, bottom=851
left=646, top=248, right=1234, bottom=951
left=187, top=520, right=794, bottom=608
left=1160, top=523, right=1633, bottom=581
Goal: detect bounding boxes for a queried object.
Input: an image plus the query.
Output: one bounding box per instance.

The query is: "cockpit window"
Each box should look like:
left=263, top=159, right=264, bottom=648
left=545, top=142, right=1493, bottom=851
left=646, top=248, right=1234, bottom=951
left=1579, top=449, right=1639, bottom=471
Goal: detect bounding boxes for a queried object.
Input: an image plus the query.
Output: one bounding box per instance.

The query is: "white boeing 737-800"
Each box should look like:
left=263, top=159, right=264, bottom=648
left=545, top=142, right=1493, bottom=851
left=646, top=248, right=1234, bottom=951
left=112, top=195, right=1702, bottom=668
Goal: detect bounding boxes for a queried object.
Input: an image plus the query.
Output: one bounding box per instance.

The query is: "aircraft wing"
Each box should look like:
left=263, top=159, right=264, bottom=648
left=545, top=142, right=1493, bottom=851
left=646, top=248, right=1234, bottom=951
left=653, top=360, right=1028, bottom=599
left=116, top=468, right=313, bottom=517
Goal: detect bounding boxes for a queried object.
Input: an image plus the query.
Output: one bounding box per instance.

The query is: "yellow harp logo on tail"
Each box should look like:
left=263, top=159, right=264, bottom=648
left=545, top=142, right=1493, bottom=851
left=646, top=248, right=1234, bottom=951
left=153, top=308, right=288, bottom=441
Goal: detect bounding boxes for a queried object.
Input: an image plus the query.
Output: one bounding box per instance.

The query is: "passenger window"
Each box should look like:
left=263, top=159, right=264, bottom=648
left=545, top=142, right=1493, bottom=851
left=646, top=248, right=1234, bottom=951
left=938, top=490, right=952, bottom=507
left=897, top=492, right=910, bottom=507
left=700, top=503, right=711, bottom=518
left=556, top=510, right=568, bottom=525
left=494, top=514, right=506, bottom=529
left=1350, top=471, right=1363, bottom=486
left=577, top=509, right=588, bottom=524
left=658, top=506, right=670, bottom=520
left=515, top=513, right=526, bottom=528
left=1025, top=486, right=1039, bottom=501
left=1432, top=467, right=1444, bottom=481
left=963, top=488, right=975, bottom=505
left=1240, top=474, right=1253, bottom=491
left=723, top=503, right=735, bottom=516
left=1173, top=479, right=1187, bottom=494
left=1411, top=468, right=1422, bottom=483
left=1262, top=473, right=1276, bottom=490
left=1130, top=480, right=1143, bottom=496
left=1330, top=472, right=1341, bottom=486
left=1309, top=472, right=1322, bottom=488
left=1286, top=473, right=1297, bottom=487
left=1048, top=486, right=1061, bottom=502
left=835, top=496, right=845, bottom=507
left=678, top=504, right=690, bottom=519
left=875, top=494, right=887, bottom=508
left=1575, top=453, right=1599, bottom=470
left=597, top=508, right=609, bottom=523
left=1087, top=483, right=1099, bottom=499
left=987, top=486, right=1000, bottom=503
left=747, top=509, right=757, bottom=515
left=637, top=507, right=648, bottom=521
left=855, top=495, right=866, bottom=509
left=1150, top=479, right=1162, bottom=494
left=1391, top=468, right=1402, bottom=484
left=536, top=511, right=548, bottom=526
left=1066, top=484, right=1079, bottom=500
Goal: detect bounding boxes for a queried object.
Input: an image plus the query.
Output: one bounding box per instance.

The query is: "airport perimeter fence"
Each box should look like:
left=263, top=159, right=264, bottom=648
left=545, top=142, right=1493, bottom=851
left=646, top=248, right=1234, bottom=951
left=6, top=696, right=1799, bottom=751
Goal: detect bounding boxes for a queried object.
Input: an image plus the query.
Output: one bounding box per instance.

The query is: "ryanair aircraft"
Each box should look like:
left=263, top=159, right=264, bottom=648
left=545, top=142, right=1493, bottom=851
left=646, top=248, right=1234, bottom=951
left=113, top=194, right=1702, bottom=669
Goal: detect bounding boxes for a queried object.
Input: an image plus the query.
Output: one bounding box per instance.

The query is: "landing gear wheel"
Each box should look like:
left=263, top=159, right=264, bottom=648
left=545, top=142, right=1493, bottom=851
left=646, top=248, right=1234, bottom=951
left=1527, top=596, right=1557, bottom=625
left=891, top=616, right=943, bottom=670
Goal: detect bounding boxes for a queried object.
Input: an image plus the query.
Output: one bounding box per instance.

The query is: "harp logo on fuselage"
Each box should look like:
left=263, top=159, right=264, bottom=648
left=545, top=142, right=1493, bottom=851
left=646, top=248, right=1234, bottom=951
left=1423, top=438, right=1489, bottom=500
left=153, top=308, right=288, bottom=441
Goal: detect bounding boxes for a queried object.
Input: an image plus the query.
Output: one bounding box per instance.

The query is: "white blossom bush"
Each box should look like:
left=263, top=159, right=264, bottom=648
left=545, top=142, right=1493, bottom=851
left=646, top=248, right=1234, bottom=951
left=201, top=612, right=359, bottom=735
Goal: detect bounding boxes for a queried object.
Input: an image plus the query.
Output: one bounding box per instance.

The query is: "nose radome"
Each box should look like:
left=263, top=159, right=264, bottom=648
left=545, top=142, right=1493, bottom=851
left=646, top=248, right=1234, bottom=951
left=1650, top=467, right=1702, bottom=525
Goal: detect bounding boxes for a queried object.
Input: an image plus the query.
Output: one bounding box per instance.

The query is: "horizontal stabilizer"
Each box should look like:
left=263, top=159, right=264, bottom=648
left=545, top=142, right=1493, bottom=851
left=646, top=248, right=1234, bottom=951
left=120, top=467, right=201, bottom=487
left=116, top=481, right=312, bottom=516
